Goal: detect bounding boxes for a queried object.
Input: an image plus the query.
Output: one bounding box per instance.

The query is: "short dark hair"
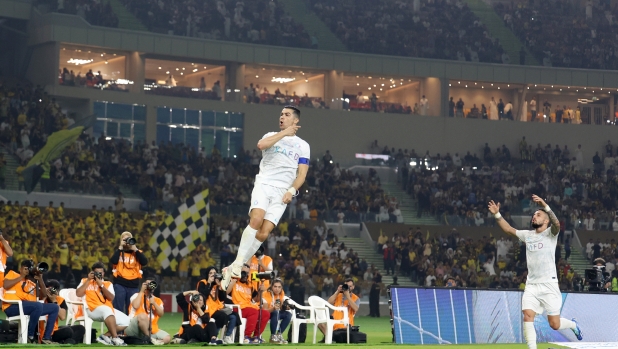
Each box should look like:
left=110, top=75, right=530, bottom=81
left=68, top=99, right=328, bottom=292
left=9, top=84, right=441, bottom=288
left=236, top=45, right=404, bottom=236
left=46, top=279, right=61, bottom=290
left=21, top=260, right=34, bottom=268
left=283, top=105, right=300, bottom=119
left=91, top=262, right=105, bottom=271
left=345, top=278, right=354, bottom=285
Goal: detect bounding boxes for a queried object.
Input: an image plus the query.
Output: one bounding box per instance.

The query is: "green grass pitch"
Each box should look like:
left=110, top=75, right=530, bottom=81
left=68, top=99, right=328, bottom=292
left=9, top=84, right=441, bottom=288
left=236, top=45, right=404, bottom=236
left=0, top=313, right=571, bottom=348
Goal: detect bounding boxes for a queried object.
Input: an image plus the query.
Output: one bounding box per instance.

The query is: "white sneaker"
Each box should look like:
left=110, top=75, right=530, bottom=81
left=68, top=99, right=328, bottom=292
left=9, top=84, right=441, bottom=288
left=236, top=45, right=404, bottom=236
left=222, top=335, right=234, bottom=344
left=111, top=337, right=127, bottom=346
left=150, top=337, right=165, bottom=345
left=96, top=335, right=113, bottom=345
left=171, top=338, right=186, bottom=344
left=221, top=263, right=242, bottom=291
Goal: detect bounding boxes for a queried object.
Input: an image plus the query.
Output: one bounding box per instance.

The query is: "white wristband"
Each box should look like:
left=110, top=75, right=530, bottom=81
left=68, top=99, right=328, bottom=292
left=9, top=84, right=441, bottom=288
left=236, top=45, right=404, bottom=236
left=543, top=205, right=551, bottom=212
left=287, top=187, right=296, bottom=195
left=494, top=213, right=502, bottom=219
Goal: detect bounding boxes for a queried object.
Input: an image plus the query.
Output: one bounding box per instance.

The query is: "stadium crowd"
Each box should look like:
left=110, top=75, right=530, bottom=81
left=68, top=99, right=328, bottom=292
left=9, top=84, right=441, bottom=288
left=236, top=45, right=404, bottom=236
left=376, top=226, right=618, bottom=293
left=36, top=0, right=118, bottom=27
left=120, top=0, right=312, bottom=49
left=307, top=0, right=505, bottom=63
left=390, top=137, right=618, bottom=231
left=494, top=0, right=618, bottom=69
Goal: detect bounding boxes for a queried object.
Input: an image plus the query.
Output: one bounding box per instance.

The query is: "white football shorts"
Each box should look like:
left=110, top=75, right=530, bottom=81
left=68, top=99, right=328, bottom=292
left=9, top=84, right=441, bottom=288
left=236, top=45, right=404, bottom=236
left=521, top=282, right=562, bottom=316
left=249, top=181, right=288, bottom=225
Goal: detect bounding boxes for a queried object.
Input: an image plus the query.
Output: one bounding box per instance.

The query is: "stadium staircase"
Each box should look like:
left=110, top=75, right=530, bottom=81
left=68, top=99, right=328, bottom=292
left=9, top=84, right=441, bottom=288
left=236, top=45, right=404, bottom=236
left=279, top=0, right=348, bottom=52
left=1, top=149, right=22, bottom=191
left=337, top=237, right=416, bottom=287
left=463, top=0, right=539, bottom=66
left=381, top=182, right=440, bottom=225
left=565, top=247, right=589, bottom=279
left=107, top=0, right=148, bottom=32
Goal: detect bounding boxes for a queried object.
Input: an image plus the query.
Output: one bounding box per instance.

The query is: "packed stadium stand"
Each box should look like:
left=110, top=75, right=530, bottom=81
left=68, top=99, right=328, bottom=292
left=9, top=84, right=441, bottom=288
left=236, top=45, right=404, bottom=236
left=2, top=3, right=618, bottom=343
left=494, top=0, right=618, bottom=69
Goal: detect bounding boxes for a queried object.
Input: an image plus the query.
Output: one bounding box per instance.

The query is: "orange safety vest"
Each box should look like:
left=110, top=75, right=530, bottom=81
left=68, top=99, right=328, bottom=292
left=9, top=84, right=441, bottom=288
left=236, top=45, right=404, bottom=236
left=249, top=255, right=273, bottom=289
left=129, top=294, right=163, bottom=334
left=112, top=250, right=143, bottom=280
left=80, top=278, right=113, bottom=312
left=332, top=292, right=359, bottom=330
left=177, top=305, right=206, bottom=335
left=231, top=281, right=258, bottom=310
left=0, top=240, right=10, bottom=287
left=2, top=270, right=36, bottom=311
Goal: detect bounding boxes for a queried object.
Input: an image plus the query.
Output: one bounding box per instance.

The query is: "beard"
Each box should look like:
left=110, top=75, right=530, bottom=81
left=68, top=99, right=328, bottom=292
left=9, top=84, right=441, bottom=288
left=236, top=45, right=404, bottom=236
left=531, top=222, right=543, bottom=229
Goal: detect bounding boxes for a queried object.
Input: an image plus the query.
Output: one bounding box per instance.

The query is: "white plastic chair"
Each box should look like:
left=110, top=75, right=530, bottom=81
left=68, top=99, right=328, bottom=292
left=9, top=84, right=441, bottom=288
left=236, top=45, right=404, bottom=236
left=0, top=288, right=29, bottom=343
left=219, top=304, right=246, bottom=344
left=58, top=289, right=75, bottom=326
left=307, top=296, right=349, bottom=344
left=64, top=295, right=103, bottom=344
left=286, top=299, right=317, bottom=344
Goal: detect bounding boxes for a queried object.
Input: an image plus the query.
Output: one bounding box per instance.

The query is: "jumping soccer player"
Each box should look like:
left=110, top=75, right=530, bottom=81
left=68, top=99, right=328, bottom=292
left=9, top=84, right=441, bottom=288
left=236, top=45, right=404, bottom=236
left=221, top=106, right=310, bottom=290
left=488, top=194, right=582, bottom=349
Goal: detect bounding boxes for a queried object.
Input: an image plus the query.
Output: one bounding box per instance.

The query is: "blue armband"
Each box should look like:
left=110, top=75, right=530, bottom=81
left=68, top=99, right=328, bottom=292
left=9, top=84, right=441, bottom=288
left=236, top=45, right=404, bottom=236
left=298, top=158, right=309, bottom=165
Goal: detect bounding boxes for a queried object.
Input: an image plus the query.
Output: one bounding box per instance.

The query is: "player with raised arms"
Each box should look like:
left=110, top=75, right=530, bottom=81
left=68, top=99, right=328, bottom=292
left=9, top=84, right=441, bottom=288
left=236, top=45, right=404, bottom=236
left=488, top=194, right=582, bottom=349
left=221, top=106, right=310, bottom=290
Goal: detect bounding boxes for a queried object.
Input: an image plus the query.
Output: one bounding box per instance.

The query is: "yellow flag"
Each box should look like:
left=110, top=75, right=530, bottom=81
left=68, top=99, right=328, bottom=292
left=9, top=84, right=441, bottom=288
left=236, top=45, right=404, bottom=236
left=426, top=230, right=430, bottom=241
left=490, top=232, right=493, bottom=238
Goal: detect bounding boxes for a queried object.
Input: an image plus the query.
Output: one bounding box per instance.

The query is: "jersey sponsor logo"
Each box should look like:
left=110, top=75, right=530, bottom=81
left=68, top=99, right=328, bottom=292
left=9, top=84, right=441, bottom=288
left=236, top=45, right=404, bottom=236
left=527, top=242, right=544, bottom=251
left=269, top=145, right=301, bottom=161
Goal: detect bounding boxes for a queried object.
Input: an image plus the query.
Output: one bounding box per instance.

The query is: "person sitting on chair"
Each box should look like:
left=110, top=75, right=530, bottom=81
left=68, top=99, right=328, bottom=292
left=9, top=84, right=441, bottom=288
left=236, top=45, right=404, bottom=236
left=262, top=278, right=292, bottom=344
left=76, top=262, right=129, bottom=346
left=227, top=264, right=270, bottom=344
left=3, top=260, right=59, bottom=344
left=318, top=278, right=359, bottom=343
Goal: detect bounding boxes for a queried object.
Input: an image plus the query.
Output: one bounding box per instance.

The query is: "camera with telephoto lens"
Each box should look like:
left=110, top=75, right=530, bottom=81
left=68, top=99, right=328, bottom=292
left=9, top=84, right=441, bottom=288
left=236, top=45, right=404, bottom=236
left=94, top=271, right=103, bottom=280
left=251, top=271, right=274, bottom=281
left=340, top=283, right=349, bottom=292
left=28, top=261, right=48, bottom=276
left=125, top=237, right=137, bottom=245
left=214, top=273, right=223, bottom=281
left=585, top=265, right=609, bottom=292
left=190, top=294, right=201, bottom=303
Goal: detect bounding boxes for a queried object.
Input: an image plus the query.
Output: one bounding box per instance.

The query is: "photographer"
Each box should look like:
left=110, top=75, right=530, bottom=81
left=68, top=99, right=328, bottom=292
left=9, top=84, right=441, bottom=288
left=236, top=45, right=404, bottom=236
left=588, top=258, right=611, bottom=291
left=126, top=277, right=170, bottom=345
left=262, top=279, right=292, bottom=344
left=0, top=229, right=13, bottom=286
left=76, top=262, right=129, bottom=346
left=318, top=278, right=359, bottom=342
left=197, top=267, right=239, bottom=345
left=3, top=260, right=59, bottom=344
left=110, top=231, right=148, bottom=314
left=173, top=291, right=219, bottom=344
left=227, top=264, right=270, bottom=344
left=41, top=279, right=86, bottom=344
left=249, top=246, right=273, bottom=288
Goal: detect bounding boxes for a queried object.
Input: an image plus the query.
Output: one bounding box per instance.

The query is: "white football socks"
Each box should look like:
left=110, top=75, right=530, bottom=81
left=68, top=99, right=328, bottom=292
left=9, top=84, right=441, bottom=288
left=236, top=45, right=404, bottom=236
left=558, top=318, right=576, bottom=330
left=233, top=225, right=257, bottom=266
left=524, top=322, right=536, bottom=349
left=245, top=238, right=264, bottom=262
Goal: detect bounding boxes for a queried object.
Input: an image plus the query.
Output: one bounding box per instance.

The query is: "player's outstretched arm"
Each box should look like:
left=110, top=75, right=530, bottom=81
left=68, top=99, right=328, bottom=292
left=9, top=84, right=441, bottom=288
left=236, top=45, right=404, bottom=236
left=532, top=194, right=560, bottom=235
left=257, top=126, right=300, bottom=151
left=487, top=200, right=516, bottom=236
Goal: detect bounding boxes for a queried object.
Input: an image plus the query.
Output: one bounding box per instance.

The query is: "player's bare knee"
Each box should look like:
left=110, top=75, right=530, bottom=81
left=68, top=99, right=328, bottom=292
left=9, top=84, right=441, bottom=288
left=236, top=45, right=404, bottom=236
left=249, top=216, right=264, bottom=230
left=549, top=321, right=560, bottom=330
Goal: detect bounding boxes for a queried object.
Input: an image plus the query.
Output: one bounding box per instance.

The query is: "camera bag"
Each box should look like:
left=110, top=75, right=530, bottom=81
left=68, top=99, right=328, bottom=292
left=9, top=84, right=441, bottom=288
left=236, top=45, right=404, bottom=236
left=0, top=320, right=18, bottom=343
left=332, top=328, right=367, bottom=343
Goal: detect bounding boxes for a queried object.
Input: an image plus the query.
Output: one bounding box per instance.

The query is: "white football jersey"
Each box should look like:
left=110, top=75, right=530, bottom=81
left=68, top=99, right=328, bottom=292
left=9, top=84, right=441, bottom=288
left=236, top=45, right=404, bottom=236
left=256, top=132, right=310, bottom=188
left=515, top=227, right=558, bottom=284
